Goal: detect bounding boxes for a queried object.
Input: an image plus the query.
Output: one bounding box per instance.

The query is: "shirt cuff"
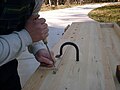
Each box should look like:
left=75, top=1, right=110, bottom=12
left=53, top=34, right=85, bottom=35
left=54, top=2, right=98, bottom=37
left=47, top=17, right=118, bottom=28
left=28, top=41, right=46, bottom=55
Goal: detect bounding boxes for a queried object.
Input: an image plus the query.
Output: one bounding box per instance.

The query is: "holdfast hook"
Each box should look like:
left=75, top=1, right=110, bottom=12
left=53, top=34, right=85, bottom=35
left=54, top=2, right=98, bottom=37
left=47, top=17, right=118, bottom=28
left=55, top=42, right=79, bottom=61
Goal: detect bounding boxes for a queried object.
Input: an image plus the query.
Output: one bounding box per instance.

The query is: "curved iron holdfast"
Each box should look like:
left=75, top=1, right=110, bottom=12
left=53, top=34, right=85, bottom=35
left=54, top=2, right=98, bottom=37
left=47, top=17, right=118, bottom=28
left=55, top=42, right=79, bottom=61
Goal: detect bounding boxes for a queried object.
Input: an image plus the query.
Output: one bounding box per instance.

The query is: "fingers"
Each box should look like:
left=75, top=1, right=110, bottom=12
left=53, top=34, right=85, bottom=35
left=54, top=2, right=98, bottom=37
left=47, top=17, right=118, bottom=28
left=34, top=18, right=46, bottom=24
left=39, top=18, right=46, bottom=24
left=35, top=23, right=48, bottom=30
left=25, top=15, right=49, bottom=42
left=40, top=63, right=53, bottom=67
left=35, top=49, right=55, bottom=67
left=46, top=51, right=55, bottom=62
left=32, top=15, right=40, bottom=20
left=41, top=23, right=48, bottom=29
left=35, top=19, right=48, bottom=33
left=34, top=18, right=48, bottom=40
left=40, top=28, right=49, bottom=39
left=29, top=14, right=40, bottom=21
left=40, top=56, right=53, bottom=65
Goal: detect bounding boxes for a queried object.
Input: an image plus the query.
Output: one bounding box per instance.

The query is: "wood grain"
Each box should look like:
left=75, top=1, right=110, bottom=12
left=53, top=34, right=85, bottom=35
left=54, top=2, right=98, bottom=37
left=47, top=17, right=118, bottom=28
left=22, top=22, right=120, bottom=90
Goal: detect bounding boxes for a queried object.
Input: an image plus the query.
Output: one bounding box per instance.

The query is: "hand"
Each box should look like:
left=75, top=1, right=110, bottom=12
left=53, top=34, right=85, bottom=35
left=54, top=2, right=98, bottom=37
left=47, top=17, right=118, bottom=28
left=35, top=49, right=55, bottom=67
left=25, top=15, right=49, bottom=42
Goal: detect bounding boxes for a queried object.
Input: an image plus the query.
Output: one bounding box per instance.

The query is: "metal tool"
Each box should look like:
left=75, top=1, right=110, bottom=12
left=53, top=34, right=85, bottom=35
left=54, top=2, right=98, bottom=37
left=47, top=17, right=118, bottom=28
left=43, top=38, right=55, bottom=67
left=56, top=42, right=79, bottom=61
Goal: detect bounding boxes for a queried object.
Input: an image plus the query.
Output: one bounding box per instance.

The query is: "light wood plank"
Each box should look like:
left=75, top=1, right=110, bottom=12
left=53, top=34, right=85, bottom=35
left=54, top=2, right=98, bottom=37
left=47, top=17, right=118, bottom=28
left=99, top=23, right=120, bottom=90
left=22, top=22, right=120, bottom=90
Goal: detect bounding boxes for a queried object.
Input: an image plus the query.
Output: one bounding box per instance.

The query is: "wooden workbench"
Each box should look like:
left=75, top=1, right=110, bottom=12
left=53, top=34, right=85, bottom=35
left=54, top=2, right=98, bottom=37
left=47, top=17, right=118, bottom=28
left=22, top=21, right=120, bottom=90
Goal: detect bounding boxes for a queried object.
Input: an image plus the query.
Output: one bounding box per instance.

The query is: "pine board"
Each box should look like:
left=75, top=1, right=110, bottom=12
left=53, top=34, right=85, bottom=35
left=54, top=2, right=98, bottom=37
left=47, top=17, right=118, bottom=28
left=22, top=22, right=120, bottom=90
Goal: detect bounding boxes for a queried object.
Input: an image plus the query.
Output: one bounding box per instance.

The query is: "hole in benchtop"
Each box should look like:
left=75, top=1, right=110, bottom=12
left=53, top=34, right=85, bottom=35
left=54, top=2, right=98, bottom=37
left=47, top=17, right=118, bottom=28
left=100, top=23, right=114, bottom=28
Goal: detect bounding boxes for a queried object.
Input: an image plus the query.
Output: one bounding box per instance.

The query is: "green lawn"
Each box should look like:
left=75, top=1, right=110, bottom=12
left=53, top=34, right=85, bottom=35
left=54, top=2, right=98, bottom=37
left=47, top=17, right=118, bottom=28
left=88, top=3, right=120, bottom=26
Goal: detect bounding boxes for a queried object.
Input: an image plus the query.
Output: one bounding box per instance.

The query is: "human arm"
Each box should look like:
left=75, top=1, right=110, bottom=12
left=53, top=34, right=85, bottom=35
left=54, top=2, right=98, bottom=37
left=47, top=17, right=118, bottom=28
left=0, top=30, right=32, bottom=66
left=28, top=18, right=54, bottom=66
left=0, top=0, right=52, bottom=66
left=0, top=16, right=49, bottom=66
left=28, top=0, right=55, bottom=66
left=28, top=0, right=46, bottom=54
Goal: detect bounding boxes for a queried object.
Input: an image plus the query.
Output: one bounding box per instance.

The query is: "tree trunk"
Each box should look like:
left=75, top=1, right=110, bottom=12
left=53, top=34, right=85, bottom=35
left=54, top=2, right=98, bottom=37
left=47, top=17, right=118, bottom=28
left=65, top=0, right=70, bottom=6
left=49, top=0, right=52, bottom=6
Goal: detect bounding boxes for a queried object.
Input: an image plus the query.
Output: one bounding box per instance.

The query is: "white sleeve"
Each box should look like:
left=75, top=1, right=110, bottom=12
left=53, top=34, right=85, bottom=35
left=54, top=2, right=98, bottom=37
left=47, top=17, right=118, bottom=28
left=28, top=41, right=46, bottom=55
left=28, top=0, right=46, bottom=55
left=0, top=29, right=32, bottom=66
left=32, top=0, right=44, bottom=15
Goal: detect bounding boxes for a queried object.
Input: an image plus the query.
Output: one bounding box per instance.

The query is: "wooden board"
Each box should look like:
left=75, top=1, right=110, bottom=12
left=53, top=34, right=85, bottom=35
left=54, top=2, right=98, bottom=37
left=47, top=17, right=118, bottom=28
left=99, top=23, right=120, bottom=90
left=22, top=22, right=120, bottom=90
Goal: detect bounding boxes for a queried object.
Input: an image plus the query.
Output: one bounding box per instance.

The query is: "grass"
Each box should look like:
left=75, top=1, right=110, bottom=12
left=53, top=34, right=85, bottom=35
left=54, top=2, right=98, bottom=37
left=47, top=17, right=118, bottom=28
left=41, top=4, right=84, bottom=11
left=41, top=3, right=120, bottom=26
left=88, top=3, right=120, bottom=26
left=41, top=4, right=80, bottom=11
